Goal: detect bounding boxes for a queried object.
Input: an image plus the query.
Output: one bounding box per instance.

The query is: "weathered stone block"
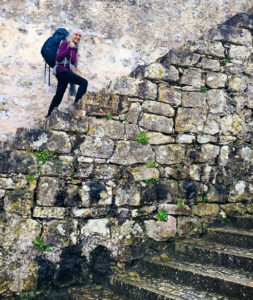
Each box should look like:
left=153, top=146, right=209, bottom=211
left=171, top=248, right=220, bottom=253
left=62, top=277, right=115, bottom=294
left=125, top=124, right=140, bottom=139
left=163, top=167, right=179, bottom=179
left=177, top=216, right=202, bottom=237
left=208, top=25, right=252, bottom=46
left=81, top=219, right=110, bottom=237
left=180, top=68, right=203, bottom=88
left=33, top=207, right=68, bottom=219
left=143, top=63, right=179, bottom=82
left=147, top=132, right=174, bottom=144
left=159, top=50, right=200, bottom=67
left=47, top=109, right=88, bottom=133
left=74, top=160, right=93, bottom=178
left=189, top=164, right=202, bottom=181
left=109, top=76, right=157, bottom=100
left=221, top=203, right=246, bottom=216
left=197, top=144, right=220, bottom=162
left=0, top=151, right=37, bottom=174
left=201, top=58, right=220, bottom=71
left=37, top=177, right=61, bottom=206
left=0, top=217, right=41, bottom=249
left=175, top=107, right=207, bottom=133
left=139, top=113, right=173, bottom=133
left=197, top=135, right=217, bottom=144
left=43, top=219, right=78, bottom=248
left=228, top=75, right=247, bottom=92
left=219, top=145, right=230, bottom=166
left=158, top=86, right=181, bottom=106
left=219, top=136, right=237, bottom=144
left=187, top=40, right=225, bottom=58
left=145, top=218, right=177, bottom=241
left=203, top=114, right=220, bottom=135
left=246, top=203, right=253, bottom=214
left=76, top=136, right=114, bottom=159
left=176, top=134, right=196, bottom=144
left=42, top=157, right=74, bottom=177
left=192, top=203, right=219, bottom=217
left=207, top=184, right=227, bottom=203
left=129, top=166, right=159, bottom=181
left=88, top=117, right=125, bottom=139
left=228, top=45, right=252, bottom=61
left=142, top=100, right=175, bottom=117
left=158, top=203, right=190, bottom=215
left=71, top=207, right=92, bottom=218
left=156, top=144, right=185, bottom=165
left=94, top=164, right=120, bottom=180
left=181, top=92, right=207, bottom=108
left=0, top=176, right=27, bottom=189
left=220, top=114, right=244, bottom=136
left=15, top=128, right=72, bottom=154
left=229, top=181, right=248, bottom=202
left=110, top=141, right=155, bottom=165
left=115, top=183, right=141, bottom=206
left=80, top=181, right=112, bottom=207
left=206, top=89, right=227, bottom=115
left=206, top=72, right=227, bottom=89
left=128, top=102, right=141, bottom=124
left=4, top=189, right=33, bottom=216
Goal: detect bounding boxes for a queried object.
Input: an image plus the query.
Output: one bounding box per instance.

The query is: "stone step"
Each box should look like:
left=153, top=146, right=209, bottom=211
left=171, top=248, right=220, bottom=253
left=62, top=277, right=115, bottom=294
left=174, top=238, right=253, bottom=272
left=206, top=227, right=253, bottom=249
left=109, top=272, right=228, bottom=300
left=139, top=255, right=253, bottom=299
left=228, top=215, right=253, bottom=230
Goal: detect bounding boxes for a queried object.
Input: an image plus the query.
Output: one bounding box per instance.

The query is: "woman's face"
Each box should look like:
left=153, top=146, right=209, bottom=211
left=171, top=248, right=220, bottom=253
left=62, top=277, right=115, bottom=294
left=73, top=32, right=82, bottom=44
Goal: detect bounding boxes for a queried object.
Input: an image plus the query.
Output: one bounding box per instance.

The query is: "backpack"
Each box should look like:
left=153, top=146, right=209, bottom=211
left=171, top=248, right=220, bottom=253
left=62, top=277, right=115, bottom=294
left=41, top=28, right=69, bottom=85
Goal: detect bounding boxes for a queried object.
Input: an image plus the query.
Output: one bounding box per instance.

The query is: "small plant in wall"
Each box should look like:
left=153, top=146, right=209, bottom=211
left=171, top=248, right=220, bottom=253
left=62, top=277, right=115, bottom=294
left=200, top=86, right=208, bottom=93
left=202, top=194, right=208, bottom=203
left=177, top=198, right=185, bottom=207
left=157, top=208, right=168, bottom=221
left=145, top=160, right=156, bottom=168
left=145, top=177, right=159, bottom=187
left=107, top=113, right=113, bottom=120
left=137, top=131, right=148, bottom=145
left=33, top=236, right=51, bottom=252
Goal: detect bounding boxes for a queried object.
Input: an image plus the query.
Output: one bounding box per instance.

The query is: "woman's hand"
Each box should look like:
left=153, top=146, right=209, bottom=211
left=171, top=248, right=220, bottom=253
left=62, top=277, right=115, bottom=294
left=69, top=42, right=75, bottom=49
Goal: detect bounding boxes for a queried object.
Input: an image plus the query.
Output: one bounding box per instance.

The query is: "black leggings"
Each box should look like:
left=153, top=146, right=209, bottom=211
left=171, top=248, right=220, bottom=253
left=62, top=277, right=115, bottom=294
left=47, top=71, right=88, bottom=117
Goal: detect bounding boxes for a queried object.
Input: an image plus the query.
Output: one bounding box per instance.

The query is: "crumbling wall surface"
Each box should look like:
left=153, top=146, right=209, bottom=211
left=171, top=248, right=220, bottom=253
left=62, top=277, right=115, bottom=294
left=0, top=0, right=252, bottom=140
left=0, top=13, right=252, bottom=297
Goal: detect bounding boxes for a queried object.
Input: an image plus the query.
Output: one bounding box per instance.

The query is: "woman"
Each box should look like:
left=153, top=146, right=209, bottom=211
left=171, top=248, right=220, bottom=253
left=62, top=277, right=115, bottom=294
left=46, top=28, right=88, bottom=118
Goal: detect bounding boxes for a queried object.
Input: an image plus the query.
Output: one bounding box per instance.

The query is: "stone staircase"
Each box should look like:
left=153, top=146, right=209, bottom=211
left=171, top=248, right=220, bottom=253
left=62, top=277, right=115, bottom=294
left=108, top=216, right=253, bottom=299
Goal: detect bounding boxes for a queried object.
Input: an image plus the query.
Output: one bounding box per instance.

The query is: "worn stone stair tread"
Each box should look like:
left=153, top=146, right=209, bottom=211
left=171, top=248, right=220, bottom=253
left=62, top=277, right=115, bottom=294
left=208, top=227, right=253, bottom=236
left=177, top=238, right=253, bottom=259
left=110, top=273, right=228, bottom=300
left=229, top=215, right=253, bottom=229
left=143, top=255, right=253, bottom=287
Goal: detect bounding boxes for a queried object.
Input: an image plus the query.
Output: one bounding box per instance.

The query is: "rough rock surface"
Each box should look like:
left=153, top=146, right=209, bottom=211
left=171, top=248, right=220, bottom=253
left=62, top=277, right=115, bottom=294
left=0, top=0, right=252, bottom=139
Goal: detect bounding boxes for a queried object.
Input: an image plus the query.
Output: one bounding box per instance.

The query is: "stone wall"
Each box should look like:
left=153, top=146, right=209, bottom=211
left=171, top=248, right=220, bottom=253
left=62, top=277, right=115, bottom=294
left=0, top=0, right=253, bottom=140
left=0, top=13, right=252, bottom=297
